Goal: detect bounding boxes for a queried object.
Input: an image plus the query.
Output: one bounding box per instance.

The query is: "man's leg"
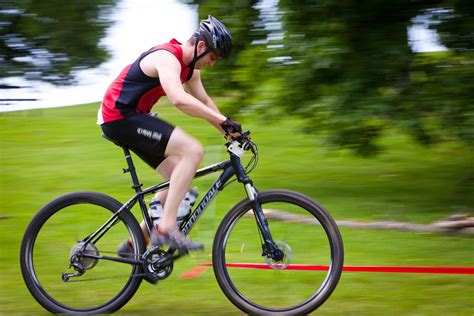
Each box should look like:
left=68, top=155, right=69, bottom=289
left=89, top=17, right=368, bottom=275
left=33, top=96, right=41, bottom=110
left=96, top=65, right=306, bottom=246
left=158, top=127, right=203, bottom=233
left=154, top=155, right=180, bottom=201
left=131, top=125, right=203, bottom=247
left=137, top=155, right=180, bottom=244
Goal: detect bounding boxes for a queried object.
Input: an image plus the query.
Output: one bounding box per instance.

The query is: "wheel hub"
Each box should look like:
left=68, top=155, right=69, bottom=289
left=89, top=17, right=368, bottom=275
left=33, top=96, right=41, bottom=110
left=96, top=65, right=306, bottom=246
left=264, top=241, right=292, bottom=270
left=69, top=242, right=99, bottom=271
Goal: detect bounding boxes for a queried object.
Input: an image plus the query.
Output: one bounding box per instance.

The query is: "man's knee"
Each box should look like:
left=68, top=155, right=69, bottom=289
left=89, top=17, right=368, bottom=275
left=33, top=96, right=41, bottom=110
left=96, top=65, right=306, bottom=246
left=165, top=128, right=204, bottom=162
left=172, top=136, right=203, bottom=162
left=185, top=140, right=204, bottom=162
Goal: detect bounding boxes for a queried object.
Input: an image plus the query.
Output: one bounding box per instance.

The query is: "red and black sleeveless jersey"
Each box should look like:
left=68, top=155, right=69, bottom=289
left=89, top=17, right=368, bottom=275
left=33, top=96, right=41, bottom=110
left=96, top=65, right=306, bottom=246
left=98, top=39, right=192, bottom=124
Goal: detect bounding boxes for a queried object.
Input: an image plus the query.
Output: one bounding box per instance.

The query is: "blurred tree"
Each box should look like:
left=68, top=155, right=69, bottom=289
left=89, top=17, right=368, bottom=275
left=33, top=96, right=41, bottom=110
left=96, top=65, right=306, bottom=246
left=190, top=0, right=474, bottom=155
left=435, top=0, right=474, bottom=51
left=273, top=0, right=418, bottom=155
left=0, top=0, right=116, bottom=85
left=411, top=0, right=474, bottom=144
left=189, top=0, right=263, bottom=113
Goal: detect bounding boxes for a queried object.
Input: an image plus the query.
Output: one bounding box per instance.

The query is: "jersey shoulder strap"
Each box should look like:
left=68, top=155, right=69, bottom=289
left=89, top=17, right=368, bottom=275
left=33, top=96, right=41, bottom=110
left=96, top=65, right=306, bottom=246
left=139, top=39, right=187, bottom=68
left=138, top=38, right=192, bottom=81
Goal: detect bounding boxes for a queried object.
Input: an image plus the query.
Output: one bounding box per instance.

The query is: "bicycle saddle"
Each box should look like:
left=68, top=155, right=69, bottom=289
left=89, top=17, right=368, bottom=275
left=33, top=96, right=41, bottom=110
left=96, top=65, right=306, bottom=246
left=101, top=133, right=124, bottom=147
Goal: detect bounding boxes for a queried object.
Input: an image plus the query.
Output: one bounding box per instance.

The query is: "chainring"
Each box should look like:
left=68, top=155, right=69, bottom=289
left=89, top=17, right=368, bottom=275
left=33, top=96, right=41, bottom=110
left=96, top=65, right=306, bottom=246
left=142, top=247, right=174, bottom=282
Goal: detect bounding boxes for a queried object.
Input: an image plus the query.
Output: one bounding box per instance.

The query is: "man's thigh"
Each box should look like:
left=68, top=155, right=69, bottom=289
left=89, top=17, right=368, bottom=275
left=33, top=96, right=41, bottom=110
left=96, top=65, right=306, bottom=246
left=163, top=127, right=203, bottom=158
left=101, top=113, right=175, bottom=168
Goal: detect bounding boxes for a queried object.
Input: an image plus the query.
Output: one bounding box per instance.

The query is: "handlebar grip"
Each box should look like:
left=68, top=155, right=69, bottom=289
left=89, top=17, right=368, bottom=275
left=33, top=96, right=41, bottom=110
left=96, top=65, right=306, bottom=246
left=235, top=130, right=251, bottom=142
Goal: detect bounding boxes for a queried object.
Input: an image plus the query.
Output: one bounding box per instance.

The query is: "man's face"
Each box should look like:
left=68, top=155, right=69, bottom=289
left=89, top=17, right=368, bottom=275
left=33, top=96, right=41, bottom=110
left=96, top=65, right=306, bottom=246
left=195, top=41, right=219, bottom=69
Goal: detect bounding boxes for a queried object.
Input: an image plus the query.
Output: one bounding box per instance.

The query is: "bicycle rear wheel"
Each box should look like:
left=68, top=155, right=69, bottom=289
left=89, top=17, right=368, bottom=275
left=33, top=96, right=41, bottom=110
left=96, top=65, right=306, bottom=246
left=213, top=190, right=343, bottom=315
left=20, top=192, right=146, bottom=313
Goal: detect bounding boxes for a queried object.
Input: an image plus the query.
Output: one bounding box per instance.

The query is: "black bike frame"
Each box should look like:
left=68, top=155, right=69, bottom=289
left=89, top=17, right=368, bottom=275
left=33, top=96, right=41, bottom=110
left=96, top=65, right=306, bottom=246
left=82, top=144, right=277, bottom=265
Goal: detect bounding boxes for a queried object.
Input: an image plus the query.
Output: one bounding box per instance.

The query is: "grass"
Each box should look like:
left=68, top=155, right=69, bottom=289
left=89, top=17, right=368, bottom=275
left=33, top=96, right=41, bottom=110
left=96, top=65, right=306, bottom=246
left=0, top=102, right=473, bottom=315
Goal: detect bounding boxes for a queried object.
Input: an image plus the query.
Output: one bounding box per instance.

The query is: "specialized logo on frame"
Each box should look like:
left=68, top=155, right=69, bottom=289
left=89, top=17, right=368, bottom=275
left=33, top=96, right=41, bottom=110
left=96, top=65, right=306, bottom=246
left=136, top=128, right=162, bottom=141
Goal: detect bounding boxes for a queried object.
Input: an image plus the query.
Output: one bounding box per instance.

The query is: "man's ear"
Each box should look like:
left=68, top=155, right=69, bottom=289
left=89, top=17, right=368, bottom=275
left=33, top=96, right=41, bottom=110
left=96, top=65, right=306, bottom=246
left=198, top=40, right=207, bottom=50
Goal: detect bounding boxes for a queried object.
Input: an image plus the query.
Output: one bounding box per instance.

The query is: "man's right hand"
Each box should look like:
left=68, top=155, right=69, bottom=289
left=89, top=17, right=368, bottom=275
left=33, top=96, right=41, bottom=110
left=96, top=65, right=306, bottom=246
left=221, top=117, right=242, bottom=139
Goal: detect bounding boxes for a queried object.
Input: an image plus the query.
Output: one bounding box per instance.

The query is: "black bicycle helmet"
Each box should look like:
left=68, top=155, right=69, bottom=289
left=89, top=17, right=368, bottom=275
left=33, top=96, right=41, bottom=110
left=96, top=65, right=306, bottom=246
left=185, top=15, right=232, bottom=80
left=195, top=15, right=232, bottom=59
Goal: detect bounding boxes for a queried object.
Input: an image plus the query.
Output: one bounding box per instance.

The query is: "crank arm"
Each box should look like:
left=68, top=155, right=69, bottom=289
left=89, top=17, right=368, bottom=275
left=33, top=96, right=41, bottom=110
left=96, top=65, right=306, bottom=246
left=151, top=251, right=182, bottom=270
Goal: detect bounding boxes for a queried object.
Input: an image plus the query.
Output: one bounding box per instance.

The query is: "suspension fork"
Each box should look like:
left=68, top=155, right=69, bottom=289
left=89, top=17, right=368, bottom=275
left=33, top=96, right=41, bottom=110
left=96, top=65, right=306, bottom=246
left=229, top=154, right=283, bottom=260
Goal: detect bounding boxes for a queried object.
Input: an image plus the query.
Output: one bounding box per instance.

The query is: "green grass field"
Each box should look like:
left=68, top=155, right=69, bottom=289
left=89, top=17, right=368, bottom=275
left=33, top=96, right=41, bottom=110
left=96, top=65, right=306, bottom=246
left=0, top=102, right=473, bottom=315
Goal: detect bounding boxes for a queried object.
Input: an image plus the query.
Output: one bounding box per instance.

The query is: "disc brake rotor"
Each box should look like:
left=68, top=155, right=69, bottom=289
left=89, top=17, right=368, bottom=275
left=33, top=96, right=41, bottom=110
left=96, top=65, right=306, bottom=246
left=264, top=241, right=293, bottom=270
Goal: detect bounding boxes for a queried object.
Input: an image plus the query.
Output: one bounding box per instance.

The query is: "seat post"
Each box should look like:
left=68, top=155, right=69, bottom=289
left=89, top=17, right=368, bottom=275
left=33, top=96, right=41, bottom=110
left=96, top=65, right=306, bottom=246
left=122, top=146, right=156, bottom=235
left=122, top=146, right=142, bottom=193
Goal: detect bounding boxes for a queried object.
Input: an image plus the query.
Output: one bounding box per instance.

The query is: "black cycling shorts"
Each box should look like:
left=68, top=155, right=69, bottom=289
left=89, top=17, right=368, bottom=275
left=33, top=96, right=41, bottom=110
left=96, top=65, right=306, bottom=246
left=101, top=113, right=175, bottom=169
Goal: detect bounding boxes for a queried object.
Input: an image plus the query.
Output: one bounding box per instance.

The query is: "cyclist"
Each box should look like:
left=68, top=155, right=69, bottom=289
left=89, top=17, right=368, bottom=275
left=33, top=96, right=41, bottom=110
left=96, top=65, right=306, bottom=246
left=98, top=15, right=242, bottom=253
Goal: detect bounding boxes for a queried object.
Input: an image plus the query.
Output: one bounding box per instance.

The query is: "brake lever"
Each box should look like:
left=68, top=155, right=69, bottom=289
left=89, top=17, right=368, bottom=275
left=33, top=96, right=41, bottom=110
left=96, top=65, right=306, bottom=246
left=235, top=131, right=251, bottom=143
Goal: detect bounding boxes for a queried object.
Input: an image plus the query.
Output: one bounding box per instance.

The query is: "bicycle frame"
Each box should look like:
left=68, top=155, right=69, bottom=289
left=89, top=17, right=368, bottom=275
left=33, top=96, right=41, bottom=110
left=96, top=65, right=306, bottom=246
left=125, top=153, right=236, bottom=238
left=80, top=142, right=279, bottom=266
left=22, top=133, right=343, bottom=314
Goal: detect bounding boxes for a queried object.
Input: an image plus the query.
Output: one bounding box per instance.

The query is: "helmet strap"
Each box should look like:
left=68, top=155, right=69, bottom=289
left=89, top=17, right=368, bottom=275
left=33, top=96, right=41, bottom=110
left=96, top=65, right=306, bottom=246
left=186, top=38, right=211, bottom=81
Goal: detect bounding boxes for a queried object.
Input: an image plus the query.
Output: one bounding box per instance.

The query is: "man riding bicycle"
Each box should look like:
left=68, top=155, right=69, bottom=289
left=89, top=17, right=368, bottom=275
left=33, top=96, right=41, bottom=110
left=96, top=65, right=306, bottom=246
left=98, top=15, right=242, bottom=253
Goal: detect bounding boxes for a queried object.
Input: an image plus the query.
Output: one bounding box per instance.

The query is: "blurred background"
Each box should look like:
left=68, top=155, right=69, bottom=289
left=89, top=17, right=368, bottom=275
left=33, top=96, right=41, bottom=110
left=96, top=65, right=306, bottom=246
left=0, top=0, right=473, bottom=314
left=1, top=0, right=474, bottom=155
left=0, top=0, right=197, bottom=110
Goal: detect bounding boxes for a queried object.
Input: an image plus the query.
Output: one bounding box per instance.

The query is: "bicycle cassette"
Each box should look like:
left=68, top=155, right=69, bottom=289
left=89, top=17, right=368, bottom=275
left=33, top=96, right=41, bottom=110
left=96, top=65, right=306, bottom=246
left=69, top=241, right=99, bottom=271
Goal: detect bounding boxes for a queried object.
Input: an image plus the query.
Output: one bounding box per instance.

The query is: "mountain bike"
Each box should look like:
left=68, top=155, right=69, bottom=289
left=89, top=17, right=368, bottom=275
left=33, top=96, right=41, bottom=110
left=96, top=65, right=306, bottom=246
left=20, top=131, right=344, bottom=315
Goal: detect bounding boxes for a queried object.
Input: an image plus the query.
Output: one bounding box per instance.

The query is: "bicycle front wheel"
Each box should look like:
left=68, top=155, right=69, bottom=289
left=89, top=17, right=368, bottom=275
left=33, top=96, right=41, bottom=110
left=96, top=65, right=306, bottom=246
left=213, top=190, right=344, bottom=315
left=20, top=192, right=146, bottom=313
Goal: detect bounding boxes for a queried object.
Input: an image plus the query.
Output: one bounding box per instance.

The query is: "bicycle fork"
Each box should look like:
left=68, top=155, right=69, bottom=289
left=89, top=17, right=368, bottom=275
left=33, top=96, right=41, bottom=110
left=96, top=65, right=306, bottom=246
left=247, top=185, right=285, bottom=262
left=231, top=154, right=285, bottom=262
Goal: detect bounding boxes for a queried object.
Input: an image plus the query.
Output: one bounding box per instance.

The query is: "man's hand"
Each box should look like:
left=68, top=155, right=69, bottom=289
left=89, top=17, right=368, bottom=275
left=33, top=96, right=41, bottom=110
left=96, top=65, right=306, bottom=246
left=221, top=117, right=242, bottom=140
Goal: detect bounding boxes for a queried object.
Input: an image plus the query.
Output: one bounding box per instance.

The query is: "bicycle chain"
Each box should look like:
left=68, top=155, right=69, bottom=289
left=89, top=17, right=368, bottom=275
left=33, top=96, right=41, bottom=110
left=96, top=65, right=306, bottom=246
left=63, top=272, right=147, bottom=282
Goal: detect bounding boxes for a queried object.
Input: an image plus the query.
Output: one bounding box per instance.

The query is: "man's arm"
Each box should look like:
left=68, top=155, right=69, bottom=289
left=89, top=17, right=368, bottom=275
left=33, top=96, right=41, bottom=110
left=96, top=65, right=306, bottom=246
left=185, top=69, right=219, bottom=112
left=145, top=50, right=227, bottom=129
left=184, top=69, right=224, bottom=131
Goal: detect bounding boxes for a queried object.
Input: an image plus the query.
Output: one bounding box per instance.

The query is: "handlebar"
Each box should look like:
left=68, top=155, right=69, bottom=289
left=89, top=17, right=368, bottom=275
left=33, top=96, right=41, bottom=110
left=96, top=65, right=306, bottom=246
left=233, top=130, right=252, bottom=148
left=226, top=131, right=256, bottom=157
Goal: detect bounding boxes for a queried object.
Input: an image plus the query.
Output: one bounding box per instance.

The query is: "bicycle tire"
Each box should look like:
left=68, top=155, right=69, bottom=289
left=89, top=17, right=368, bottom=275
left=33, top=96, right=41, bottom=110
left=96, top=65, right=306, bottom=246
left=20, top=192, right=146, bottom=314
left=213, top=189, right=344, bottom=315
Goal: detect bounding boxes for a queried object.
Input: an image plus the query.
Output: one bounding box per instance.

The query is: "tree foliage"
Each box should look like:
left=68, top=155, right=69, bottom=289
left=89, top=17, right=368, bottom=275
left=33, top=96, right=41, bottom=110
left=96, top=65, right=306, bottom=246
left=192, top=0, right=474, bottom=155
left=1, top=0, right=472, bottom=154
left=0, top=0, right=116, bottom=85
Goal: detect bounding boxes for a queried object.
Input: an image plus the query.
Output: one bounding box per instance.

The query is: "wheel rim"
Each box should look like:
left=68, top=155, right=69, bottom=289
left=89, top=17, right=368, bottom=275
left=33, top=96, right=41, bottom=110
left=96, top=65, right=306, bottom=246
left=219, top=198, right=342, bottom=312
left=24, top=202, right=141, bottom=312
